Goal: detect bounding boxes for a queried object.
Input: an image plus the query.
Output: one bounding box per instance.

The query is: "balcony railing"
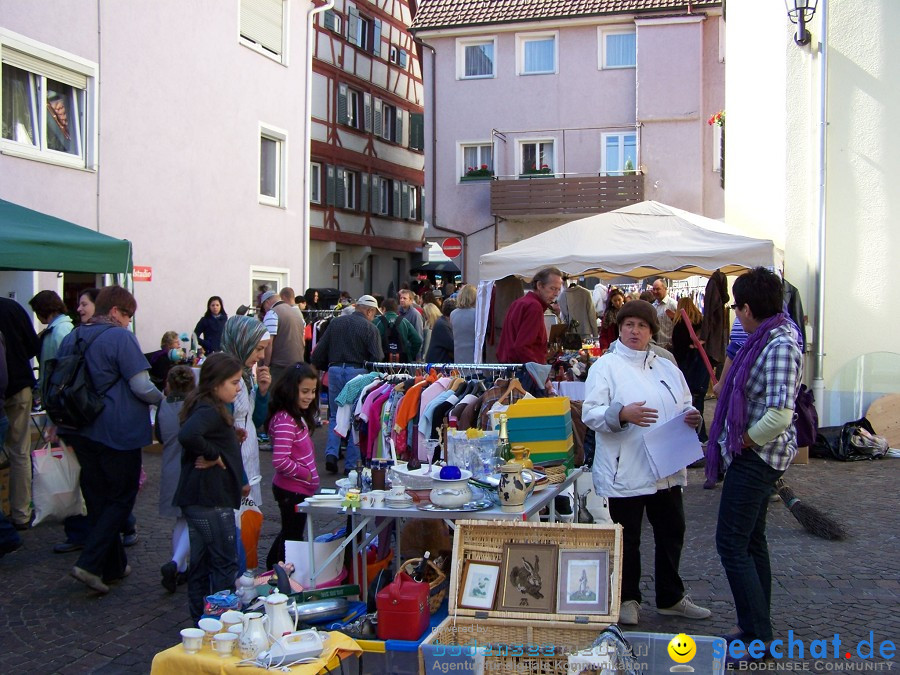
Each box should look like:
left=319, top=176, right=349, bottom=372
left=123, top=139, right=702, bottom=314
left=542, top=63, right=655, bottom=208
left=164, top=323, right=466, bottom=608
left=490, top=173, right=644, bottom=218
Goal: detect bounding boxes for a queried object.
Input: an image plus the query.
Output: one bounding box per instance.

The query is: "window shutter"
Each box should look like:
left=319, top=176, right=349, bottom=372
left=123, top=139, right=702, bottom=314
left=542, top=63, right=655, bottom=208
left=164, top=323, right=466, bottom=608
left=392, top=181, right=401, bottom=218
left=364, top=93, right=372, bottom=132
left=326, top=165, right=336, bottom=206
left=395, top=110, right=404, bottom=147
left=323, top=9, right=336, bottom=32
left=374, top=99, right=383, bottom=139
left=371, top=176, right=381, bottom=214
left=336, top=168, right=346, bottom=207
left=337, top=83, right=348, bottom=125
left=409, top=113, right=423, bottom=150
left=373, top=19, right=382, bottom=57
left=240, top=0, right=284, bottom=55
left=361, top=173, right=370, bottom=212
left=399, top=49, right=408, bottom=68
left=400, top=183, right=410, bottom=219
left=347, top=5, right=360, bottom=46
left=1, top=48, right=87, bottom=89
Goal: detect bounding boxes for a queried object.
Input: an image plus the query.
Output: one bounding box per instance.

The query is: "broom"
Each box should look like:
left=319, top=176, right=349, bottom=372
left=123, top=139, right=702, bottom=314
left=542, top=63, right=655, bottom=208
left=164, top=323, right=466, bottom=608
left=775, top=479, right=846, bottom=540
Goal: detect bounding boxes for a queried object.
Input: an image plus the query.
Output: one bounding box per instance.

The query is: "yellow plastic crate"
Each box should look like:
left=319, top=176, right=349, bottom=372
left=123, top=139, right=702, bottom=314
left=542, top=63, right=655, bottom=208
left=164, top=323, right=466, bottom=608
left=506, top=397, right=570, bottom=417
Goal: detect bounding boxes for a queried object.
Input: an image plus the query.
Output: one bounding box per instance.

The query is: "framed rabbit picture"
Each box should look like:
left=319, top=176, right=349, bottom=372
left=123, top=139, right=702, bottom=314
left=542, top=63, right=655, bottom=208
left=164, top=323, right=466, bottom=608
left=498, top=543, right=558, bottom=613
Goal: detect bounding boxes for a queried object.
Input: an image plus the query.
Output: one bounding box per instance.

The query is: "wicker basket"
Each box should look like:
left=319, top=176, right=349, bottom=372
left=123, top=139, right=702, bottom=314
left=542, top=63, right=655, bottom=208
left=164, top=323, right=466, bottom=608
left=401, top=557, right=448, bottom=614
left=419, top=520, right=623, bottom=675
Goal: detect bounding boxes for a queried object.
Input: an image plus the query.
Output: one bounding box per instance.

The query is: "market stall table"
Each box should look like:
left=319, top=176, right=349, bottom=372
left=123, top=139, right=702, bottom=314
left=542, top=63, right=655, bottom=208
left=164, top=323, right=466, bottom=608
left=297, top=468, right=584, bottom=598
left=150, top=629, right=361, bottom=675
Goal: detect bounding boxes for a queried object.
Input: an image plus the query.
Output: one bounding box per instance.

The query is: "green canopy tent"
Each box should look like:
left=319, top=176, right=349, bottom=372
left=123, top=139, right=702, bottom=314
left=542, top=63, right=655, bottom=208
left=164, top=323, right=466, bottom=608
left=0, top=198, right=132, bottom=274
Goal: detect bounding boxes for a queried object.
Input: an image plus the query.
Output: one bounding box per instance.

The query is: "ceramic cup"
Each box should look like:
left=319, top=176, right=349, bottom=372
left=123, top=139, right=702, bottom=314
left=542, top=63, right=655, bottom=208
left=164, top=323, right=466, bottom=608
left=361, top=490, right=385, bottom=509
left=213, top=632, right=237, bottom=657
left=181, top=627, right=205, bottom=654
left=220, top=610, right=244, bottom=633
left=390, top=485, right=407, bottom=498
left=198, top=617, right=223, bottom=646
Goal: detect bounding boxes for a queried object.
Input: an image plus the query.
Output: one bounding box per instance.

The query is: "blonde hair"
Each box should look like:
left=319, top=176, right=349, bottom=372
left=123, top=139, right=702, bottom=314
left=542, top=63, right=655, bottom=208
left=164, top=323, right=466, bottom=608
left=422, top=302, right=441, bottom=328
left=674, top=296, right=702, bottom=325
left=456, top=284, right=477, bottom=309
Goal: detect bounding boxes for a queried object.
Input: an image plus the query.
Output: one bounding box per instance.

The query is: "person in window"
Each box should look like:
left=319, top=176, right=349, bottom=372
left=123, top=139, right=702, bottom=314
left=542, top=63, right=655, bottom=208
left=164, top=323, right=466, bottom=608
left=194, top=296, right=228, bottom=353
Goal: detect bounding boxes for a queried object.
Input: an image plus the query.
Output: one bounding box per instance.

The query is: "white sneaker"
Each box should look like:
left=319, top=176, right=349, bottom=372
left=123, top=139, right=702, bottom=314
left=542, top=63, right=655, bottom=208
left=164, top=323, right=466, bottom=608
left=618, top=600, right=641, bottom=625
left=658, top=595, right=711, bottom=619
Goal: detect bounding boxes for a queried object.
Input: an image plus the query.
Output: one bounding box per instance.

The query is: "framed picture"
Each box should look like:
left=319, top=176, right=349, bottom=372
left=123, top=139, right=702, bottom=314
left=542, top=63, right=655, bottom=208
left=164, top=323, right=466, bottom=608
left=458, top=560, right=501, bottom=610
left=498, top=543, right=558, bottom=612
left=556, top=549, right=610, bottom=615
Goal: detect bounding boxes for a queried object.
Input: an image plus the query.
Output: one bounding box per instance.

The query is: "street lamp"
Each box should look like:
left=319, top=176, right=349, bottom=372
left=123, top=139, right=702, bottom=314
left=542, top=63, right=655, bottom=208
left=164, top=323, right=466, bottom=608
left=785, top=0, right=818, bottom=46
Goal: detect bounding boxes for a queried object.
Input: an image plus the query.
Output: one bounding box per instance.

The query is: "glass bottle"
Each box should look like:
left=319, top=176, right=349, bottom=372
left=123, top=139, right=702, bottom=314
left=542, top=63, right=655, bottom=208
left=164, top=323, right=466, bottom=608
left=496, top=414, right=512, bottom=463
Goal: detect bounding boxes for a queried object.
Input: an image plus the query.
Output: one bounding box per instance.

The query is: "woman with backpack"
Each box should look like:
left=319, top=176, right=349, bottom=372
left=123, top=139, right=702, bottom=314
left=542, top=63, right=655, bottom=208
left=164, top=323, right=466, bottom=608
left=55, top=286, right=163, bottom=594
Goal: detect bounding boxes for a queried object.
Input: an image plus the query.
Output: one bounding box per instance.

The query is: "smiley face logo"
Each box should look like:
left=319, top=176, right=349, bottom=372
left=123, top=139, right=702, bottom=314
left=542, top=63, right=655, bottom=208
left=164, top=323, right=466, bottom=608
left=667, top=633, right=697, bottom=664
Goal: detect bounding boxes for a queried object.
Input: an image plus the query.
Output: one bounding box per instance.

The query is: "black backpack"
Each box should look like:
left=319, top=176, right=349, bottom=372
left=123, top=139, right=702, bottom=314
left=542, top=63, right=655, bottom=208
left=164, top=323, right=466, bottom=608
left=42, top=325, right=114, bottom=428
left=382, top=316, right=408, bottom=363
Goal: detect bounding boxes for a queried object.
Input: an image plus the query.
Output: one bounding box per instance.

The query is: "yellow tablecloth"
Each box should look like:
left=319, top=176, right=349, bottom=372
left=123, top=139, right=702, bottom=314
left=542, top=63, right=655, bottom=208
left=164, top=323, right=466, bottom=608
left=150, top=630, right=361, bottom=675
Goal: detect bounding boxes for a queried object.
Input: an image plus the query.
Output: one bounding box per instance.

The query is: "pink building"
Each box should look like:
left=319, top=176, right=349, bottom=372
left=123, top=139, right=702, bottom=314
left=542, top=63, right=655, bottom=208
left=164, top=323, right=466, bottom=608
left=1, top=1, right=315, bottom=349
left=411, top=0, right=725, bottom=281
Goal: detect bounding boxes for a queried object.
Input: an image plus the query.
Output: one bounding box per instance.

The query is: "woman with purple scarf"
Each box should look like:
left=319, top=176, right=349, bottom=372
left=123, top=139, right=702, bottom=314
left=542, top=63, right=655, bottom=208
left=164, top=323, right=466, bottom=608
left=707, top=267, right=802, bottom=667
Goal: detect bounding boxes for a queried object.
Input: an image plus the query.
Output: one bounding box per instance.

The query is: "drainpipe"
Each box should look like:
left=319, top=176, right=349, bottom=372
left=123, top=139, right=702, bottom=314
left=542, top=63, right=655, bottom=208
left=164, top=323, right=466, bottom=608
left=304, top=0, right=335, bottom=293
left=811, top=0, right=828, bottom=413
left=415, top=36, right=467, bottom=278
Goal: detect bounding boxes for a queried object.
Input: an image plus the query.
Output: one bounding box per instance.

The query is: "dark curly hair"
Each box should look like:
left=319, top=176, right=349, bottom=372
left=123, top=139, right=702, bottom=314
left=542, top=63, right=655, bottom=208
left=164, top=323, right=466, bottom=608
left=265, top=362, right=320, bottom=433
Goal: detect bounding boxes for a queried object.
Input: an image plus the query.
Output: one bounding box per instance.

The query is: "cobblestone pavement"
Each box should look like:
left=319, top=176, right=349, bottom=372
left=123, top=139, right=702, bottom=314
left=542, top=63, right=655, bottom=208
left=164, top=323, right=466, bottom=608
left=1, top=429, right=897, bottom=673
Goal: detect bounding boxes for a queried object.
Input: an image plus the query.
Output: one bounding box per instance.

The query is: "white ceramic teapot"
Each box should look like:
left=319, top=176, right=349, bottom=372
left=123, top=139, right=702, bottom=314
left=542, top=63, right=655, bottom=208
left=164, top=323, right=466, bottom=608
left=264, top=592, right=299, bottom=640
left=238, top=612, right=270, bottom=659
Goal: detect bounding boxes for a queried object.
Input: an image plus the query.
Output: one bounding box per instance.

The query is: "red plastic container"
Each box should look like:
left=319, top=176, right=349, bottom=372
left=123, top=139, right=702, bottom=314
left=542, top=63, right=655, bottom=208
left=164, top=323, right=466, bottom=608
left=376, top=572, right=430, bottom=641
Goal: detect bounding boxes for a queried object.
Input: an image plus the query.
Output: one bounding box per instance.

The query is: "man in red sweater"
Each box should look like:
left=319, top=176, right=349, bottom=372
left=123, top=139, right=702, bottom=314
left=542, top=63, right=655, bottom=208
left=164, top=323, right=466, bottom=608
left=497, top=267, right=563, bottom=364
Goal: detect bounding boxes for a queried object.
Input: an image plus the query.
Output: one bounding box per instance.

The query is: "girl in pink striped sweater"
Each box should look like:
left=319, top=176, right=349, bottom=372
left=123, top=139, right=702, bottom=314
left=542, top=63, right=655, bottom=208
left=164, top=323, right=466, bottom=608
left=264, top=363, right=321, bottom=571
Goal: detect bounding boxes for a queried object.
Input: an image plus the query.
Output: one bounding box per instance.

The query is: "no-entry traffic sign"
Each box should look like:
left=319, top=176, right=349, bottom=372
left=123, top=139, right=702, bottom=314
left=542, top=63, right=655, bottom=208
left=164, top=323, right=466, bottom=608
left=441, top=237, right=462, bottom=258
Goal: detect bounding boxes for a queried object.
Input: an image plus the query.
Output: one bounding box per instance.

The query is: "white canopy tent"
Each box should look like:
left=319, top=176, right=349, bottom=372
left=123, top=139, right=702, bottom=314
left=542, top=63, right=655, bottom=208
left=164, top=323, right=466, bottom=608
left=474, top=201, right=783, bottom=361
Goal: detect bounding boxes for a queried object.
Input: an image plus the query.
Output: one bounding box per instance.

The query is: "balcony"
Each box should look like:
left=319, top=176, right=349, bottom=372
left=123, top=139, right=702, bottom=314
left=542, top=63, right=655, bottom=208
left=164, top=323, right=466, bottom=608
left=490, top=173, right=644, bottom=218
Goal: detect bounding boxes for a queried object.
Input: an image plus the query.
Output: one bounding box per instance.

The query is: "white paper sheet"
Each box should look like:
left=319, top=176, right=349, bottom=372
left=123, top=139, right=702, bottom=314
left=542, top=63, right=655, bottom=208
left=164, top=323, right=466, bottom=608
left=641, top=410, right=703, bottom=480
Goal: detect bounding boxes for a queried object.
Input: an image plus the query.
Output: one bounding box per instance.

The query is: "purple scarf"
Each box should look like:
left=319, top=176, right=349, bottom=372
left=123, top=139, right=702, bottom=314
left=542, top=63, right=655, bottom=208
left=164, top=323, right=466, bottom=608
left=705, top=313, right=789, bottom=484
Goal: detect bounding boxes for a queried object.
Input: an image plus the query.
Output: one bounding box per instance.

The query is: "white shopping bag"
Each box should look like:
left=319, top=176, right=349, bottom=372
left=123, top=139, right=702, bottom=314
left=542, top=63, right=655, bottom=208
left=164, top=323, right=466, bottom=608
left=31, top=441, right=86, bottom=525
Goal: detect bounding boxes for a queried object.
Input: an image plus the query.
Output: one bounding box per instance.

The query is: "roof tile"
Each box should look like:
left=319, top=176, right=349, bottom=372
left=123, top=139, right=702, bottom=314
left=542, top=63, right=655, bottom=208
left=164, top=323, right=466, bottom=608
left=411, top=0, right=721, bottom=31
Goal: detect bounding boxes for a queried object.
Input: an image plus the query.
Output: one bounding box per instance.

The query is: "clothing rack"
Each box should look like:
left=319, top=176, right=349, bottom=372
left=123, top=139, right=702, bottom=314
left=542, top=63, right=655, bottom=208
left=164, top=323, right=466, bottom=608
left=303, top=308, right=340, bottom=318
left=364, top=361, right=522, bottom=372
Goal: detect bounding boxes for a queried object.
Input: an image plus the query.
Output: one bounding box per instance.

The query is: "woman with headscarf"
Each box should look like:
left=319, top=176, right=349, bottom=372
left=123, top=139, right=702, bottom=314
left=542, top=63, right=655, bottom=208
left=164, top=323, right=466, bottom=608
left=220, top=316, right=272, bottom=508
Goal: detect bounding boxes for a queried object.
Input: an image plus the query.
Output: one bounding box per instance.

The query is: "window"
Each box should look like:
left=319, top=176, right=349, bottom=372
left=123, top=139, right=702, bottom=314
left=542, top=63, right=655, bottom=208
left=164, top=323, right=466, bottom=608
left=601, top=29, right=636, bottom=69
left=377, top=177, right=390, bottom=215
left=1, top=30, right=96, bottom=168
left=382, top=103, right=397, bottom=141
left=259, top=125, right=286, bottom=206
left=461, top=143, right=493, bottom=179
left=520, top=140, right=554, bottom=175
left=338, top=83, right=366, bottom=130
left=518, top=32, right=557, bottom=75
left=310, top=162, right=322, bottom=203
left=408, top=186, right=420, bottom=221
left=240, top=0, right=286, bottom=62
left=601, top=132, right=637, bottom=176
left=389, top=46, right=398, bottom=63
left=339, top=169, right=357, bottom=209
left=457, top=37, right=495, bottom=79
left=348, top=5, right=381, bottom=56
left=323, top=9, right=343, bottom=35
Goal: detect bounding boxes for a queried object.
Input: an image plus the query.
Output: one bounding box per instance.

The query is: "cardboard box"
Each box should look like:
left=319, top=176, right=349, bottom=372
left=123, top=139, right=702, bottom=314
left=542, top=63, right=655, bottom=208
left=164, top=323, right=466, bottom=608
left=792, top=446, right=809, bottom=465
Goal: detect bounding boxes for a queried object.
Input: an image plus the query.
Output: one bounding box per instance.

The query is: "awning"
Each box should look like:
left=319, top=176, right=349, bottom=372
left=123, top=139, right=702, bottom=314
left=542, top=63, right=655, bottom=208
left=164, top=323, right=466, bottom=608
left=409, top=260, right=461, bottom=275
left=0, top=198, right=133, bottom=274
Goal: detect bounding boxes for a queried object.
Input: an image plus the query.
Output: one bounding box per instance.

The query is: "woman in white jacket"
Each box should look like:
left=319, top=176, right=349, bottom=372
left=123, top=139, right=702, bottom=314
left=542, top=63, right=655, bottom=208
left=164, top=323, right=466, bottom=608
left=582, top=300, right=711, bottom=626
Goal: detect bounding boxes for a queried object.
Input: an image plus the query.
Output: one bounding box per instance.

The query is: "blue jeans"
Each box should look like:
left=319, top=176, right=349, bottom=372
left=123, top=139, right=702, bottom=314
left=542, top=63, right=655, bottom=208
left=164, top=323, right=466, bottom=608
left=183, top=505, right=239, bottom=622
left=716, top=450, right=784, bottom=642
left=324, top=365, right=367, bottom=468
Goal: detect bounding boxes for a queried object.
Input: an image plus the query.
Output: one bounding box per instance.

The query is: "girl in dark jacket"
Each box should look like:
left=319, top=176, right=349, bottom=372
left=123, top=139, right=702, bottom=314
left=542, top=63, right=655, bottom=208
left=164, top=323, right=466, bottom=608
left=174, top=353, right=247, bottom=621
left=194, top=296, right=228, bottom=353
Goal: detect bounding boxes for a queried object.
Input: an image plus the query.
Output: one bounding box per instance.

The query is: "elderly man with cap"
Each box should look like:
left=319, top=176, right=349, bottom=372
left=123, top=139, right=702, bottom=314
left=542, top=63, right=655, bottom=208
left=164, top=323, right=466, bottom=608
left=311, top=295, right=384, bottom=474
left=582, top=300, right=710, bottom=626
